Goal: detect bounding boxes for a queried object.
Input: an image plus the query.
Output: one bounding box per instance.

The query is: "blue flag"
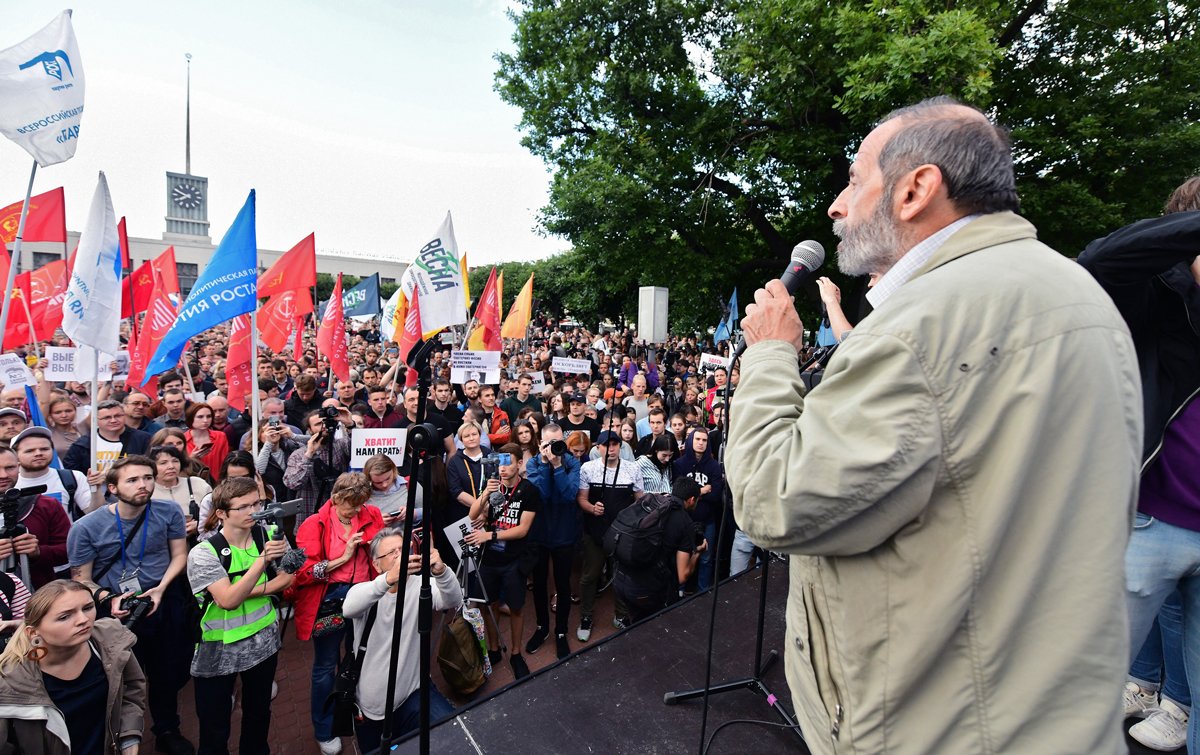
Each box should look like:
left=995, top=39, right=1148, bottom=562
left=144, top=191, right=258, bottom=376
left=24, top=385, right=61, bottom=469
left=319, top=273, right=381, bottom=319
left=727, top=288, right=739, bottom=331
left=713, top=315, right=730, bottom=345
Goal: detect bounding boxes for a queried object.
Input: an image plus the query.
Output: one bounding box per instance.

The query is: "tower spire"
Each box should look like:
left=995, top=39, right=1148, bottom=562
left=185, top=53, right=192, bottom=175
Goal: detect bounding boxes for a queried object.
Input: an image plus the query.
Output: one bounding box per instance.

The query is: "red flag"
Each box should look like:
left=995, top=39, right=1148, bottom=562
left=27, top=259, right=70, bottom=342
left=2, top=273, right=35, bottom=350
left=123, top=247, right=179, bottom=319
left=317, top=274, right=350, bottom=382
left=126, top=267, right=179, bottom=394
left=467, top=267, right=502, bottom=351
left=259, top=233, right=317, bottom=299
left=0, top=187, right=67, bottom=285
left=117, top=217, right=131, bottom=270
left=225, top=314, right=253, bottom=413
left=398, top=286, right=423, bottom=387
left=259, top=288, right=313, bottom=352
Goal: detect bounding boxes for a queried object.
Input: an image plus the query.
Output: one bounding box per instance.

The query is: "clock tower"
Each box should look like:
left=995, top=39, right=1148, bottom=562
left=165, top=53, right=211, bottom=241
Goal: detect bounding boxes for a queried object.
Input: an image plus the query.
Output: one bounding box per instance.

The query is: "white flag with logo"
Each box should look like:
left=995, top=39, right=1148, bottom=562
left=401, top=212, right=467, bottom=336
left=0, top=11, right=85, bottom=166
left=61, top=172, right=121, bottom=356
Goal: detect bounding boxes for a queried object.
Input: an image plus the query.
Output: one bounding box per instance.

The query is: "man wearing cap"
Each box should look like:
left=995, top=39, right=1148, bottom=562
left=0, top=444, right=72, bottom=588
left=575, top=429, right=644, bottom=639
left=0, top=407, right=28, bottom=450
left=562, top=393, right=601, bottom=441
left=14, top=426, right=92, bottom=521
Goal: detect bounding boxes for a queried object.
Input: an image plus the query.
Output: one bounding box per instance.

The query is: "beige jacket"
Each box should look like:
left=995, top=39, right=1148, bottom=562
left=727, top=212, right=1142, bottom=754
left=0, top=618, right=147, bottom=755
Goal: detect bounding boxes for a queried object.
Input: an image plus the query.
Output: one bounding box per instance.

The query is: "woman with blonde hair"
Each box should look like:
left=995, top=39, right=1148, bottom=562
left=0, top=579, right=146, bottom=754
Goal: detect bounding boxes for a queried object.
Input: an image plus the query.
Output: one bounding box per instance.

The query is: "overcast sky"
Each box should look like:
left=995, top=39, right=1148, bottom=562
left=0, top=1, right=561, bottom=265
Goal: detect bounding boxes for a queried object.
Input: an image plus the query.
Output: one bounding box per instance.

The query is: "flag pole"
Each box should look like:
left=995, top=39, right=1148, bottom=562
left=89, top=347, right=99, bottom=485
left=0, top=161, right=39, bottom=342
left=19, top=291, right=40, bottom=361
left=251, top=306, right=260, bottom=458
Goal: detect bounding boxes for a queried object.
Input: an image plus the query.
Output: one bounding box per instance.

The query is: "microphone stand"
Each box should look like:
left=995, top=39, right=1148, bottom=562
left=379, top=337, right=441, bottom=755
left=663, top=346, right=803, bottom=750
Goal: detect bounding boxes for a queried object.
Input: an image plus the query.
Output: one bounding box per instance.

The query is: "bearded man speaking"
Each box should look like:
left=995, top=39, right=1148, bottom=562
left=726, top=97, right=1143, bottom=753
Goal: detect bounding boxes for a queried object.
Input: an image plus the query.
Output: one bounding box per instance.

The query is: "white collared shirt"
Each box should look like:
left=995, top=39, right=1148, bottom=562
left=866, top=215, right=979, bottom=309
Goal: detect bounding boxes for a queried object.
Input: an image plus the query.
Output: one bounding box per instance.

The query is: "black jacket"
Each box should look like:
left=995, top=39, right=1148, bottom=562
left=1077, top=210, right=1200, bottom=463
left=63, top=427, right=151, bottom=474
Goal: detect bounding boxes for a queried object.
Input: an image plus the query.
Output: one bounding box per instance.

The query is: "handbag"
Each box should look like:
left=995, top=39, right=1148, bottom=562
left=328, top=604, right=377, bottom=737
left=312, top=583, right=349, bottom=639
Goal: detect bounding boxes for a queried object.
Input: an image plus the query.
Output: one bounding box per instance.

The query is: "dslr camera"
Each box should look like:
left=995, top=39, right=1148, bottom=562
left=319, top=405, right=341, bottom=435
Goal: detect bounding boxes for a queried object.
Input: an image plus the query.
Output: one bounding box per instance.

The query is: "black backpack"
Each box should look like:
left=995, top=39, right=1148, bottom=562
left=604, top=493, right=678, bottom=569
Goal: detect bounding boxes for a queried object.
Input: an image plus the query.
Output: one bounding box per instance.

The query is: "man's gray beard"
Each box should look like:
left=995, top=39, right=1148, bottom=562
left=832, top=201, right=904, bottom=276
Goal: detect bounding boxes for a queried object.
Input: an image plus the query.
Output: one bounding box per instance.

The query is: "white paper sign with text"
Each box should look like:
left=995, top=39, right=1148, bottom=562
left=551, top=357, right=592, bottom=375
left=350, top=428, right=407, bottom=470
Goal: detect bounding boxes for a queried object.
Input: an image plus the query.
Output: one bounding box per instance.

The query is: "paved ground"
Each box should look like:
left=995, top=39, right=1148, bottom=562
left=177, top=566, right=624, bottom=754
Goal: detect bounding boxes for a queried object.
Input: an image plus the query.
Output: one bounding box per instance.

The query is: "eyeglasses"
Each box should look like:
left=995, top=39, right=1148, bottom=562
left=228, top=500, right=265, bottom=514
left=373, top=545, right=404, bottom=563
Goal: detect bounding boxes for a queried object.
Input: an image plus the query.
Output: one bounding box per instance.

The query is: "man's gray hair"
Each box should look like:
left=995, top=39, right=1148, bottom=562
left=370, top=526, right=406, bottom=559
left=877, top=96, right=1019, bottom=215
left=262, top=397, right=285, bottom=411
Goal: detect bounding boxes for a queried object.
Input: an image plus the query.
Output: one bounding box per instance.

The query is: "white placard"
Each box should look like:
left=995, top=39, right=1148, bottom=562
left=350, top=428, right=407, bottom=470
left=528, top=372, right=546, bottom=394
left=45, top=346, right=126, bottom=382
left=450, top=367, right=501, bottom=386
left=442, top=515, right=476, bottom=573
left=450, top=350, right=501, bottom=371
left=551, top=357, right=592, bottom=375
left=44, top=346, right=78, bottom=381
left=699, top=353, right=732, bottom=372
left=0, top=354, right=35, bottom=389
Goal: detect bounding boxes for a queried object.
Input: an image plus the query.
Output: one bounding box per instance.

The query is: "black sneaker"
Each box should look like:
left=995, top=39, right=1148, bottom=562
left=488, top=648, right=503, bottom=666
left=576, top=616, right=593, bottom=642
left=510, top=653, right=530, bottom=679
left=155, top=731, right=195, bottom=755
left=555, top=633, right=570, bottom=659
left=525, top=625, right=549, bottom=654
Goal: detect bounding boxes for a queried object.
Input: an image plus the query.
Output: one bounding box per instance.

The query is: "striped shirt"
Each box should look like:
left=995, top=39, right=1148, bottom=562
left=867, top=215, right=979, bottom=309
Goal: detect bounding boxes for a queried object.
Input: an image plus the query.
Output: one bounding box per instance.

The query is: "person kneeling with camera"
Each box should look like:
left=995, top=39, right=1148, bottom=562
left=188, top=476, right=295, bottom=755
left=0, top=579, right=147, bottom=754
left=343, top=527, right=462, bottom=752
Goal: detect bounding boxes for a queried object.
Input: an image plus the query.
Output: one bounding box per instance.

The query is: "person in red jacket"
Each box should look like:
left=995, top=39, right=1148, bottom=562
left=478, top=385, right=511, bottom=446
left=287, top=472, right=384, bottom=755
left=0, top=445, right=71, bottom=589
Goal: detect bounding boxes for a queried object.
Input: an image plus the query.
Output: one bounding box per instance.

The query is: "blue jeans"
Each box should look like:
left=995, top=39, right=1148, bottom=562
left=730, top=529, right=759, bottom=575
left=354, top=685, right=455, bottom=755
left=1129, top=589, right=1191, bottom=707
left=1125, top=514, right=1200, bottom=751
left=697, top=521, right=717, bottom=591
left=310, top=584, right=353, bottom=742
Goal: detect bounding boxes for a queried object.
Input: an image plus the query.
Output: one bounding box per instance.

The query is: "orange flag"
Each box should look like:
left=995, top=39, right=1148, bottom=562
left=501, top=273, right=534, bottom=339
left=466, top=267, right=502, bottom=351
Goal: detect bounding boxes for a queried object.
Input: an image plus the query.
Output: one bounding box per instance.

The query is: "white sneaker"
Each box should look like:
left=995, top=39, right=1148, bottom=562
left=1130, top=697, right=1189, bottom=751
left=1124, top=681, right=1159, bottom=718
left=317, top=738, right=343, bottom=755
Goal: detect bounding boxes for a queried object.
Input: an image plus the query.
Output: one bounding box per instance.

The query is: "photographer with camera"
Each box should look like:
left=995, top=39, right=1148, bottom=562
left=188, top=476, right=295, bottom=755
left=0, top=443, right=72, bottom=590
left=284, top=409, right=351, bottom=526
left=608, top=477, right=705, bottom=624
left=343, top=528, right=461, bottom=751
left=289, top=472, right=385, bottom=755
left=523, top=423, right=581, bottom=660
left=67, top=455, right=194, bottom=755
left=0, top=579, right=147, bottom=755
left=462, top=444, right=540, bottom=679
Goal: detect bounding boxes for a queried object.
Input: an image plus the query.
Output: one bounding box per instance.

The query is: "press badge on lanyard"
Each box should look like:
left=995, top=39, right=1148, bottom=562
left=115, top=508, right=150, bottom=594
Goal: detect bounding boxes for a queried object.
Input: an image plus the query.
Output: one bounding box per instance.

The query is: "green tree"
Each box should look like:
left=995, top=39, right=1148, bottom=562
left=496, top=0, right=1200, bottom=331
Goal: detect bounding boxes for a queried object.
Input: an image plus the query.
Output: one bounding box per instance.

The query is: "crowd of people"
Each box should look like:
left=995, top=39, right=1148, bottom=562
left=0, top=100, right=1197, bottom=754
left=0, top=314, right=747, bottom=754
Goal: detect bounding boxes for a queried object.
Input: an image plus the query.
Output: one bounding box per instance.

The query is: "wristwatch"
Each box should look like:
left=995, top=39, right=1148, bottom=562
left=491, top=530, right=498, bottom=542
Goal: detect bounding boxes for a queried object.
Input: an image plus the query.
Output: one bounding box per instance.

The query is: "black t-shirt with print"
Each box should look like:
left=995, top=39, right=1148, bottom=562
left=482, top=478, right=541, bottom=566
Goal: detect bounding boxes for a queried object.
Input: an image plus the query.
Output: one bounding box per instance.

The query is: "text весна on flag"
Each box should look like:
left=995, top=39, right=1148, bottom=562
left=143, top=190, right=258, bottom=377
left=401, top=211, right=466, bottom=337
left=0, top=11, right=85, bottom=167
left=61, top=172, right=121, bottom=357
left=318, top=272, right=381, bottom=321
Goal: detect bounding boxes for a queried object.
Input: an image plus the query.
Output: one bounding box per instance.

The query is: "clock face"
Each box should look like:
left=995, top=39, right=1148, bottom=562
left=172, top=183, right=203, bottom=210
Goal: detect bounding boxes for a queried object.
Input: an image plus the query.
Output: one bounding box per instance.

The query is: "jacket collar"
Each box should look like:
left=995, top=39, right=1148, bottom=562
left=909, top=211, right=1038, bottom=283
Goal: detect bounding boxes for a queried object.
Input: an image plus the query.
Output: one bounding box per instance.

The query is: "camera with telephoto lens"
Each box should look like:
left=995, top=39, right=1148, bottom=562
left=122, top=594, right=153, bottom=630
left=319, top=405, right=341, bottom=435
left=548, top=440, right=568, bottom=457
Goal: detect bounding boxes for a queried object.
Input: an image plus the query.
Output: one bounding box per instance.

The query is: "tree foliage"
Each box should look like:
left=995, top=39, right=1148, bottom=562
left=494, top=0, right=1200, bottom=333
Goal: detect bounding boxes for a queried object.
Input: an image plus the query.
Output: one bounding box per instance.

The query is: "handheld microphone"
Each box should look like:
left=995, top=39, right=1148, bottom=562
left=732, top=240, right=826, bottom=359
